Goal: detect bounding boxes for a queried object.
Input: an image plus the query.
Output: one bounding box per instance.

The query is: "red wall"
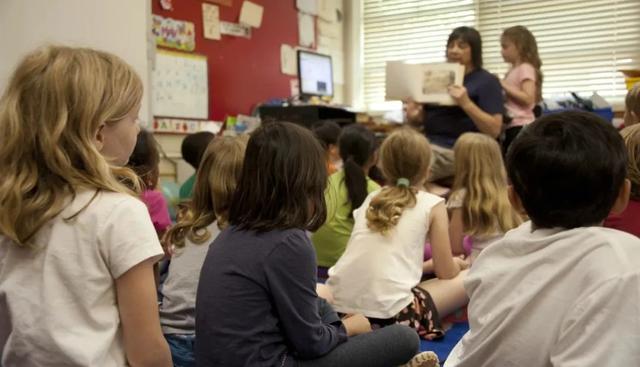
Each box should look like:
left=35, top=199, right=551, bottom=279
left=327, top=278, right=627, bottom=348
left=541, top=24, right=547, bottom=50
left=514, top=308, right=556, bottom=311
left=152, top=0, right=302, bottom=121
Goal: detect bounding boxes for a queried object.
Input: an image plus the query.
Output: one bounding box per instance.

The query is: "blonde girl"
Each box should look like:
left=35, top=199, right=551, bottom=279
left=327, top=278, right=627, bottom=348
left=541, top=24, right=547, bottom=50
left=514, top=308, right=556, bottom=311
left=500, top=25, right=543, bottom=153
left=448, top=133, right=523, bottom=263
left=160, top=135, right=247, bottom=366
left=328, top=128, right=469, bottom=341
left=0, top=46, right=171, bottom=366
left=604, top=124, right=640, bottom=236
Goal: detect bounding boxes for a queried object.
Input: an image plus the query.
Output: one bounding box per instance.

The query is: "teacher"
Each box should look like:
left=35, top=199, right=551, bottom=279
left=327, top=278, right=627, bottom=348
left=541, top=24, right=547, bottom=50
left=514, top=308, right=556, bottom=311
left=408, top=26, right=503, bottom=182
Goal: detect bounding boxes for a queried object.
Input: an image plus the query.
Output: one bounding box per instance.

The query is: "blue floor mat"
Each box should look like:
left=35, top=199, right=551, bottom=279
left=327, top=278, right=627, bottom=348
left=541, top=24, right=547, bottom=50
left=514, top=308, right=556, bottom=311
left=420, top=322, right=469, bottom=363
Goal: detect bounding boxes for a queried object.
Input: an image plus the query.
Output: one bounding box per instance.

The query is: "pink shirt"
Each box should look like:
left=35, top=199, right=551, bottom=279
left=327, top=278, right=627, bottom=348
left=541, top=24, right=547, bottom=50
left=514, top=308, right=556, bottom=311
left=504, top=63, right=537, bottom=127
left=141, top=189, right=172, bottom=234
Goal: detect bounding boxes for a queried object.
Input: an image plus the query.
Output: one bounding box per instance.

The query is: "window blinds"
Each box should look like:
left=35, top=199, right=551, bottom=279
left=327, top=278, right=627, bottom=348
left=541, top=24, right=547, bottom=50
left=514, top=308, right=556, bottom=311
left=362, top=0, right=476, bottom=109
left=479, top=0, right=640, bottom=105
left=362, top=0, right=640, bottom=109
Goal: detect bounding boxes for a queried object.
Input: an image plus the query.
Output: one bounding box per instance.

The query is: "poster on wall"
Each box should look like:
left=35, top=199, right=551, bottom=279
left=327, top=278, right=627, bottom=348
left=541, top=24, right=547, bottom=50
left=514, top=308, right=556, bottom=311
left=202, top=3, right=221, bottom=40
left=152, top=50, right=209, bottom=119
left=152, top=15, right=196, bottom=51
left=220, top=21, right=252, bottom=38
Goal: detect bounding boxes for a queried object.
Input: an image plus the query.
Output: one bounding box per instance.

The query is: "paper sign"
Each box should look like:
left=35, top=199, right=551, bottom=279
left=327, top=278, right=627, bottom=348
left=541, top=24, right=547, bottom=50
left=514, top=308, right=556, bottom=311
left=202, top=3, right=221, bottom=40
left=290, top=79, right=300, bottom=97
left=298, top=13, right=315, bottom=47
left=152, top=15, right=196, bottom=51
left=220, top=21, right=252, bottom=38
left=239, top=1, right=264, bottom=28
left=281, top=44, right=297, bottom=76
left=318, top=0, right=336, bottom=21
left=296, top=0, right=318, bottom=15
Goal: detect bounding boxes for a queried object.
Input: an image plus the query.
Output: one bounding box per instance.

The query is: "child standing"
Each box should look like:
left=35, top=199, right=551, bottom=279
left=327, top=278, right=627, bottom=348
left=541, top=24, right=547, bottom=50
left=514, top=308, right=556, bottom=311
left=128, top=129, right=172, bottom=237
left=604, top=124, right=640, bottom=236
left=195, top=121, right=434, bottom=367
left=445, top=112, right=640, bottom=366
left=160, top=135, right=247, bottom=367
left=500, top=25, right=543, bottom=153
left=312, top=124, right=380, bottom=274
left=0, top=46, right=171, bottom=366
left=448, top=133, right=522, bottom=263
left=327, top=128, right=469, bottom=340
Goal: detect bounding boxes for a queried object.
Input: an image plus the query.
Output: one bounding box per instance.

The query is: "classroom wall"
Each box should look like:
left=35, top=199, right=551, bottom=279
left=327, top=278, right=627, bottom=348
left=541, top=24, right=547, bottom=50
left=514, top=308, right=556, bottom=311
left=0, top=0, right=152, bottom=121
left=151, top=0, right=344, bottom=121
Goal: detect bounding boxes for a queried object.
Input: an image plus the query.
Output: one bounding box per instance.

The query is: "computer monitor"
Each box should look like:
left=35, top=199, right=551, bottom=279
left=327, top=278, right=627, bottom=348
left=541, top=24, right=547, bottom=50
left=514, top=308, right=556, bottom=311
left=297, top=50, right=333, bottom=98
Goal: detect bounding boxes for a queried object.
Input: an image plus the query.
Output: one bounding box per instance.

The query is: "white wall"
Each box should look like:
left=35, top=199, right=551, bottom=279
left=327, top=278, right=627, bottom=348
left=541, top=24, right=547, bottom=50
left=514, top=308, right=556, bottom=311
left=0, top=0, right=152, bottom=120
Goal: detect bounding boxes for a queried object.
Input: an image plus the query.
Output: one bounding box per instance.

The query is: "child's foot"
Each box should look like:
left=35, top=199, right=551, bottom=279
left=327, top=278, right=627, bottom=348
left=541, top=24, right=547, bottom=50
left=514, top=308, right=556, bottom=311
left=401, top=351, right=439, bottom=367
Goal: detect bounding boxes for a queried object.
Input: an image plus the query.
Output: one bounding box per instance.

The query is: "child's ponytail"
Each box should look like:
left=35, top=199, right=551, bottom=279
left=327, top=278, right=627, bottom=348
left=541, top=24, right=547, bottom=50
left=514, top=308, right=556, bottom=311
left=338, top=125, right=377, bottom=214
left=365, top=129, right=432, bottom=234
left=366, top=179, right=417, bottom=234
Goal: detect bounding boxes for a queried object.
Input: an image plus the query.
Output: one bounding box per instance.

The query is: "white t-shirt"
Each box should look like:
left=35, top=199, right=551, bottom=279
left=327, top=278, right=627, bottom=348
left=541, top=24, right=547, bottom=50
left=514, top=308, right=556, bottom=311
left=0, top=190, right=164, bottom=367
left=160, top=222, right=219, bottom=335
left=327, top=190, right=443, bottom=318
left=445, top=221, right=640, bottom=367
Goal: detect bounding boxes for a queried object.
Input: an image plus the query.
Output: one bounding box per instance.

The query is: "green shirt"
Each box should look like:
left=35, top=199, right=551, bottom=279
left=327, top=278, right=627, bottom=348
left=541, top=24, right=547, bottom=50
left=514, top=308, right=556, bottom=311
left=179, top=174, right=196, bottom=200
left=312, top=170, right=380, bottom=267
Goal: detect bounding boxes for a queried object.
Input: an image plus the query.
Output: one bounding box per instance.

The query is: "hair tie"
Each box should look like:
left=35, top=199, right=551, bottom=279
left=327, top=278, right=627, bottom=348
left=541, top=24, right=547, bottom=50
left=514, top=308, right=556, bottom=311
left=396, top=178, right=410, bottom=187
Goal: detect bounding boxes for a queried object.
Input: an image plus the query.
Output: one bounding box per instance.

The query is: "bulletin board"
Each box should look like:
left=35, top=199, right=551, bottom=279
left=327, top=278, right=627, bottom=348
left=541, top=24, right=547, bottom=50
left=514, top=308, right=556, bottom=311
left=152, top=49, right=209, bottom=119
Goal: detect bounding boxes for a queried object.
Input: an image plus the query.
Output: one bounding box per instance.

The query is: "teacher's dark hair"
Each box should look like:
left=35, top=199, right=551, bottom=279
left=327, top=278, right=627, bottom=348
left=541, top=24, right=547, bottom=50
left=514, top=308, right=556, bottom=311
left=228, top=121, right=328, bottom=232
left=447, top=26, right=483, bottom=69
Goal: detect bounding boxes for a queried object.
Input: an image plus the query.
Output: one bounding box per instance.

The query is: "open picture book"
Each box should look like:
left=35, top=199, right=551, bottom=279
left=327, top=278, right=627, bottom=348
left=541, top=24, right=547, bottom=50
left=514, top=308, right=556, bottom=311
left=385, top=61, right=465, bottom=106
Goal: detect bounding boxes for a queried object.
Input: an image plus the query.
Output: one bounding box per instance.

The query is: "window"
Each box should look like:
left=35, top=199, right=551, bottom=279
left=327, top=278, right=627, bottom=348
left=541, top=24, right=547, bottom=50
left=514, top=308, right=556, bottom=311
left=479, top=0, right=640, bottom=105
left=362, top=0, right=475, bottom=110
left=361, top=0, right=640, bottom=109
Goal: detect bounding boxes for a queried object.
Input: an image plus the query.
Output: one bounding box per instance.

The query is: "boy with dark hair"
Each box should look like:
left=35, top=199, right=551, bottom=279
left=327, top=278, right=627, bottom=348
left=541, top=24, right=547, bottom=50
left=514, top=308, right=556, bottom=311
left=445, top=111, right=640, bottom=366
left=312, top=120, right=342, bottom=175
left=179, top=131, right=214, bottom=200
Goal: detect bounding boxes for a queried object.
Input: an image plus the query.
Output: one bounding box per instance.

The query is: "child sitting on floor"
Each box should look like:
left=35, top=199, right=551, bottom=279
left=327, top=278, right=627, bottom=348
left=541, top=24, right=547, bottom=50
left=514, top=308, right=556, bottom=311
left=446, top=111, right=640, bottom=366
left=327, top=128, right=469, bottom=341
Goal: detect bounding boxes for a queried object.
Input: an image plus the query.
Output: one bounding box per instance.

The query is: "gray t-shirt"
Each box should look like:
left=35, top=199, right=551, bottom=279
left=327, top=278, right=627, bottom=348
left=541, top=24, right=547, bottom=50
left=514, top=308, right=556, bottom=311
left=159, top=222, right=219, bottom=335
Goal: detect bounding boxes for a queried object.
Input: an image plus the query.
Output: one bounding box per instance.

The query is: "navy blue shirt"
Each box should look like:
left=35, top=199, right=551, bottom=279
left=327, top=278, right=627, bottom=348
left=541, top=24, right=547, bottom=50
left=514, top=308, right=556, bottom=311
left=195, top=227, right=347, bottom=367
left=423, top=68, right=503, bottom=148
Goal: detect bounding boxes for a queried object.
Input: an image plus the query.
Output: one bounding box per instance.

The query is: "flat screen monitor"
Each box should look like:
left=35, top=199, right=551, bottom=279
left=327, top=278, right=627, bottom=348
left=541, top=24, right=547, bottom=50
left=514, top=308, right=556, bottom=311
left=297, top=50, right=333, bottom=98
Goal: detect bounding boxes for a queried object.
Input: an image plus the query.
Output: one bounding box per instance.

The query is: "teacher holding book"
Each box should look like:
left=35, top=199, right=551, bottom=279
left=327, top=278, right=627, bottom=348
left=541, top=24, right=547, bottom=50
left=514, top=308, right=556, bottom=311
left=406, top=26, right=503, bottom=183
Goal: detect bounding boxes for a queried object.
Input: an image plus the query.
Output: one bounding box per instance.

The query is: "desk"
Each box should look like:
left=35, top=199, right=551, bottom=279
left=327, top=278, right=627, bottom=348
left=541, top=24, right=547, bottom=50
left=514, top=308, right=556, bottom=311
left=258, top=105, right=356, bottom=128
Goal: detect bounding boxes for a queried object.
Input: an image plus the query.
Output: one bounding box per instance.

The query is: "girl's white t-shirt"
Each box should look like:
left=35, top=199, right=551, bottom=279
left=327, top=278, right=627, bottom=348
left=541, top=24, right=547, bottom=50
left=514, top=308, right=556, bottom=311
left=327, top=189, right=443, bottom=318
left=0, top=190, right=164, bottom=367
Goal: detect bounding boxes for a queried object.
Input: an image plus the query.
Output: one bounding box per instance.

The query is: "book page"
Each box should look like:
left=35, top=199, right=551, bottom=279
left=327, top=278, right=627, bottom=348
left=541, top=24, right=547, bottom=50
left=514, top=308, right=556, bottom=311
left=386, top=62, right=464, bottom=106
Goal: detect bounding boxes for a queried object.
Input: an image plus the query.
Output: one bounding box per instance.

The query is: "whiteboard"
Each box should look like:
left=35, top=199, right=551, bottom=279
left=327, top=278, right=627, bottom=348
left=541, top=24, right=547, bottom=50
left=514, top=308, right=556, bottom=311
left=152, top=50, right=208, bottom=119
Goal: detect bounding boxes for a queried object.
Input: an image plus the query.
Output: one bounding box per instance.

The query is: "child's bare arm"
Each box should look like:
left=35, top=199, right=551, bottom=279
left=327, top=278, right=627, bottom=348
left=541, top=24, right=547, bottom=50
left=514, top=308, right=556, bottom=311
left=501, top=79, right=536, bottom=106
left=428, top=202, right=461, bottom=280
left=116, top=259, right=172, bottom=367
left=448, top=208, right=466, bottom=256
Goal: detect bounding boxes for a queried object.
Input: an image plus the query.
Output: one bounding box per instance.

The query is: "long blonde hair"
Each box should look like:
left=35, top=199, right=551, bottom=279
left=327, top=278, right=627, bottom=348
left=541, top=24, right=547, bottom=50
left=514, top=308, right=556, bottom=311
left=166, top=135, right=248, bottom=249
left=366, top=128, right=431, bottom=234
left=0, top=46, right=143, bottom=246
left=502, top=25, right=543, bottom=103
left=452, top=133, right=522, bottom=237
left=621, top=124, right=640, bottom=200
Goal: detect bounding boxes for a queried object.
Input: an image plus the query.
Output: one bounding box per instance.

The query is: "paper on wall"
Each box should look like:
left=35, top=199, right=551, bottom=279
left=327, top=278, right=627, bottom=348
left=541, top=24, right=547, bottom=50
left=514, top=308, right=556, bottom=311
left=280, top=44, right=297, bottom=76
left=318, top=0, right=336, bottom=21
left=296, top=0, right=318, bottom=15
left=239, top=1, right=264, bottom=28
left=298, top=13, right=315, bottom=47
left=220, top=21, right=251, bottom=38
left=202, top=3, right=221, bottom=40
left=290, top=79, right=300, bottom=97
left=317, top=18, right=338, bottom=38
